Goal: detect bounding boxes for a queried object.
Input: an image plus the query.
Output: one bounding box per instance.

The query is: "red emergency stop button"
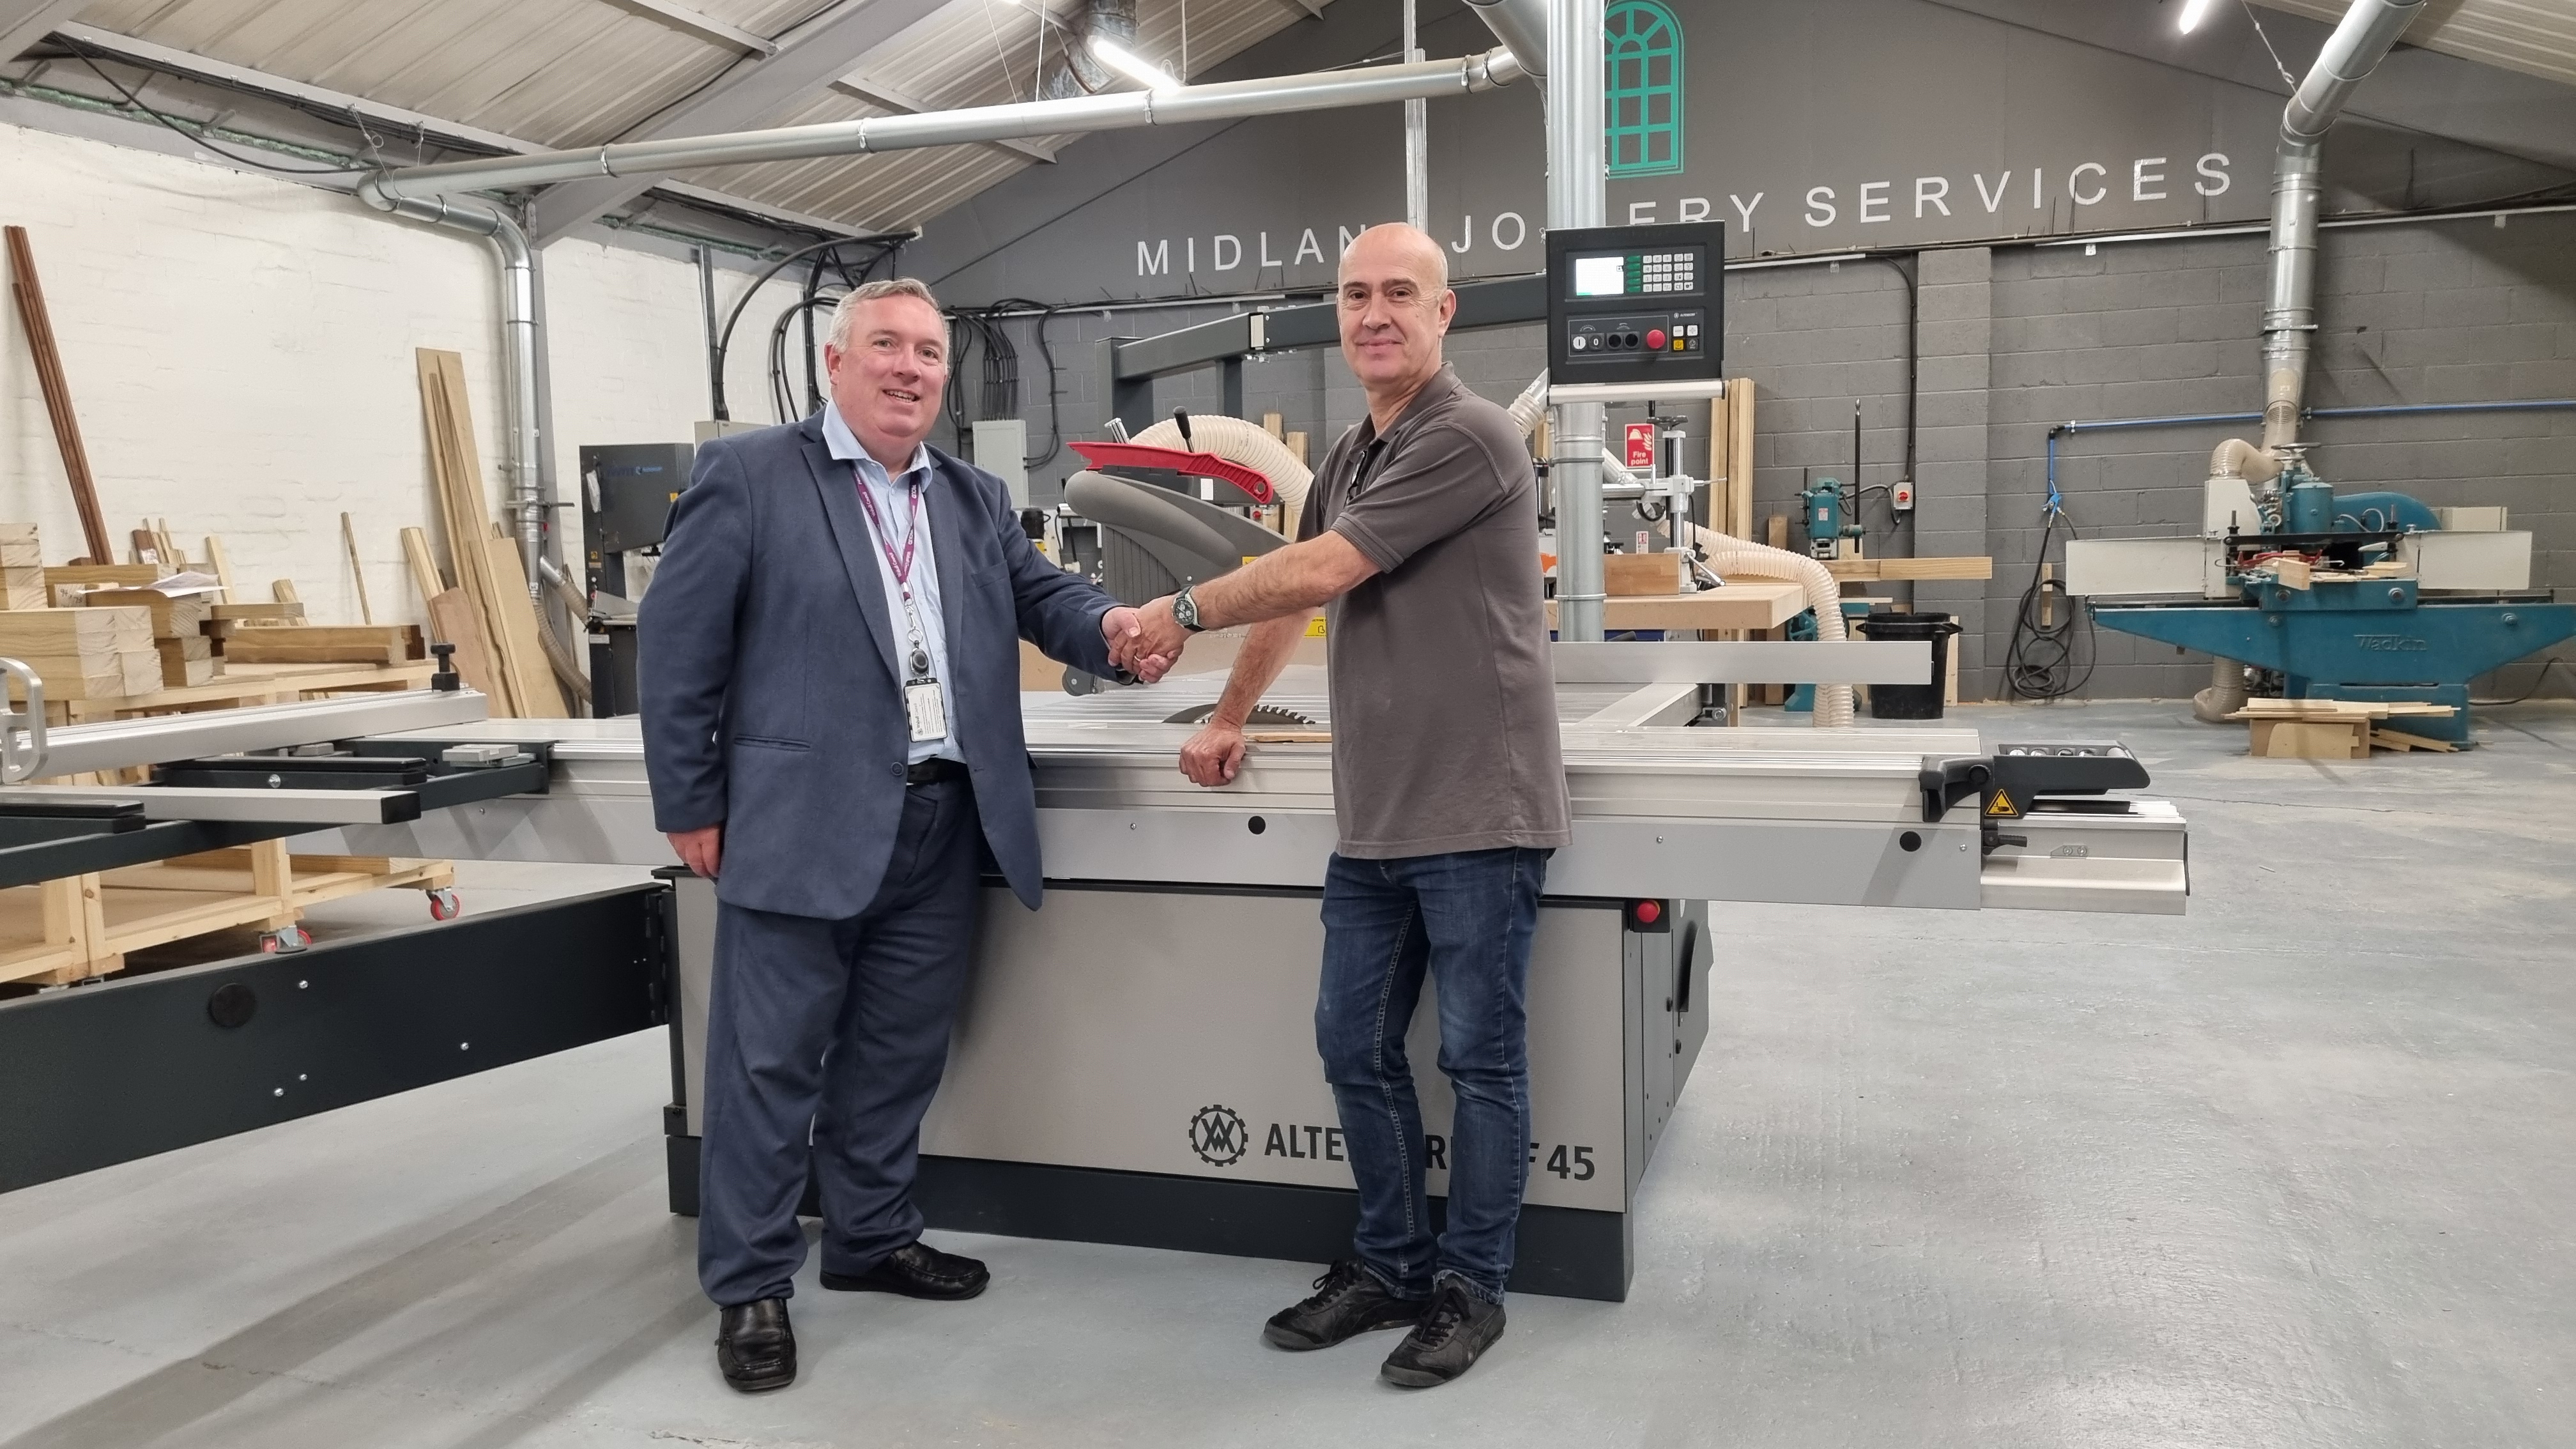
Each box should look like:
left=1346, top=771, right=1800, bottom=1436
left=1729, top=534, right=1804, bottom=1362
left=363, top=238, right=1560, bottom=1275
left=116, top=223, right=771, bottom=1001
left=1634, top=900, right=1661, bottom=924
left=1646, top=327, right=1667, bottom=350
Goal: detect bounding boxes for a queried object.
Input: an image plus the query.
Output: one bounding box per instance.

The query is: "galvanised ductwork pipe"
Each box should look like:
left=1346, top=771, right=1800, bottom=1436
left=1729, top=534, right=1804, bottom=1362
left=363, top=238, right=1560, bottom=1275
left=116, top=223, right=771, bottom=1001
left=2195, top=0, right=2422, bottom=724
left=1545, top=0, right=1607, bottom=641
left=1463, top=0, right=1549, bottom=80
left=2261, top=0, right=2425, bottom=448
left=357, top=50, right=1523, bottom=208
left=379, top=193, right=546, bottom=599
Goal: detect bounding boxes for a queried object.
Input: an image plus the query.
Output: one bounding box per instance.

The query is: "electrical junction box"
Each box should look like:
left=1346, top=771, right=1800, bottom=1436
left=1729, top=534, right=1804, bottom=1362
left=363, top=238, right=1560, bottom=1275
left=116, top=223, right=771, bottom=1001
left=1545, top=221, right=1725, bottom=389
left=1892, top=479, right=1915, bottom=512
left=970, top=418, right=1031, bottom=507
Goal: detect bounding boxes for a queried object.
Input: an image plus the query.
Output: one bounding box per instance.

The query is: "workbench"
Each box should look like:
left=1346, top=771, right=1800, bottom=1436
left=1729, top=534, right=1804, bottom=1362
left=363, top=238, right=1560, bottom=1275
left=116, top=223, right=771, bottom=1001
left=1546, top=579, right=1808, bottom=632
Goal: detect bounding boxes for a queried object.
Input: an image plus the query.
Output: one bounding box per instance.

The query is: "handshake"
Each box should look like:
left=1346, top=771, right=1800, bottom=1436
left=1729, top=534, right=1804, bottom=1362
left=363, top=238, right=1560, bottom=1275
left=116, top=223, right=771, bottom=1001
left=1101, top=595, right=1195, bottom=684
left=1100, top=594, right=1257, bottom=788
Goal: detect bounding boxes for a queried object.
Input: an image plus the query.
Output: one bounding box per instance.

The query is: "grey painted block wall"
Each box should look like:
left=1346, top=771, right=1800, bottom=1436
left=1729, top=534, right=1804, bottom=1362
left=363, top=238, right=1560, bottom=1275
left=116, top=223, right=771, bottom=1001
left=943, top=211, right=2576, bottom=702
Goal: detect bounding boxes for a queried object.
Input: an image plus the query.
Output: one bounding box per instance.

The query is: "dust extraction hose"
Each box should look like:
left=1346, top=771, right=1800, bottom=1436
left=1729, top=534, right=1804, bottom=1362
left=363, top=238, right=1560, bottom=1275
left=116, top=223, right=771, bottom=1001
left=1128, top=413, right=1313, bottom=538
left=1698, top=535, right=1854, bottom=727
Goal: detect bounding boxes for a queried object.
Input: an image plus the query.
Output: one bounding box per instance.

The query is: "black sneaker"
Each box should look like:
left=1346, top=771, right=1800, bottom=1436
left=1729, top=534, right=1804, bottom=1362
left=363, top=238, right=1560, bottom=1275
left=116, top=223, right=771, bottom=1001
left=1261, top=1259, right=1427, bottom=1351
left=1379, top=1279, right=1505, bottom=1388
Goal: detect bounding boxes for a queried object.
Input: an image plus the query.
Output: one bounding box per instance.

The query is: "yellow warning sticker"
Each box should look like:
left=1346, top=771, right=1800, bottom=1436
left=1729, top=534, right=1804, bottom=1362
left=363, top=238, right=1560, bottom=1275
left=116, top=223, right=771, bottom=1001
left=1305, top=617, right=1328, bottom=638
left=1986, top=788, right=2019, bottom=817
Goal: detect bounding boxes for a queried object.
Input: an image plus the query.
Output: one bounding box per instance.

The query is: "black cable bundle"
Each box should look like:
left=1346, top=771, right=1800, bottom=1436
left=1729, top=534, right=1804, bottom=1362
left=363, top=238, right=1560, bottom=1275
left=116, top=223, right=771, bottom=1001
left=984, top=300, right=1068, bottom=471
left=717, top=236, right=898, bottom=422
left=939, top=309, right=1018, bottom=441
left=2002, top=509, right=2096, bottom=700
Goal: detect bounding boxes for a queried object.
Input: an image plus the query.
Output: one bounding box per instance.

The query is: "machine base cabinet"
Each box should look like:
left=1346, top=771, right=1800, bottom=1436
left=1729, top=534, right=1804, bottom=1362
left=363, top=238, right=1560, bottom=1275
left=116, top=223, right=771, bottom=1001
left=660, top=875, right=1712, bottom=1301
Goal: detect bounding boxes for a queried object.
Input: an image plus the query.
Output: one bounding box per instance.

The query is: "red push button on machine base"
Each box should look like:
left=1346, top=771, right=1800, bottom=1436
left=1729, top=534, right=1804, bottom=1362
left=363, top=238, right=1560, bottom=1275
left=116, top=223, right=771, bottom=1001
left=1646, top=328, right=1667, bottom=350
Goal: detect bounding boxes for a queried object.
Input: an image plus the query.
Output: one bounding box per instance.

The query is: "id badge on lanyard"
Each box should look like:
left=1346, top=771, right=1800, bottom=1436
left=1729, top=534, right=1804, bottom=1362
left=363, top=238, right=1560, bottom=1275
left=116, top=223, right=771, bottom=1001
left=903, top=677, right=947, bottom=743
left=856, top=471, right=949, bottom=744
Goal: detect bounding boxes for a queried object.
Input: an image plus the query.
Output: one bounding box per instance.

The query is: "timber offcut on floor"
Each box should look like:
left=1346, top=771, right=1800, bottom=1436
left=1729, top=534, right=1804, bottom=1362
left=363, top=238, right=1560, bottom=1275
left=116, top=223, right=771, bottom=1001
left=1, top=702, right=2571, bottom=1448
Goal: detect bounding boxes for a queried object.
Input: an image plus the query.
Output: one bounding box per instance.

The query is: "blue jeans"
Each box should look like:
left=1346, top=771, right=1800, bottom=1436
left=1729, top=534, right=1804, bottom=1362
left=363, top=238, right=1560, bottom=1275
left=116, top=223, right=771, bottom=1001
left=1316, top=847, right=1550, bottom=1304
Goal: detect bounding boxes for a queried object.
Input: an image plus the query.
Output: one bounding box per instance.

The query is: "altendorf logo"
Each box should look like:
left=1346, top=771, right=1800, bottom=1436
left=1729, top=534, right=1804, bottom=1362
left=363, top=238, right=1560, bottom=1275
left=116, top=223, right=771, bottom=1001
left=1188, top=1104, right=1248, bottom=1167
left=1606, top=0, right=1684, bottom=179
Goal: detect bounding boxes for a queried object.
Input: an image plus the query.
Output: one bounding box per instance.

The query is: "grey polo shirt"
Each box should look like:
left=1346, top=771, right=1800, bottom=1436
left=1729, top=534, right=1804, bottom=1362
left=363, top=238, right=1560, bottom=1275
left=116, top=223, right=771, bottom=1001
left=1298, top=365, right=1570, bottom=859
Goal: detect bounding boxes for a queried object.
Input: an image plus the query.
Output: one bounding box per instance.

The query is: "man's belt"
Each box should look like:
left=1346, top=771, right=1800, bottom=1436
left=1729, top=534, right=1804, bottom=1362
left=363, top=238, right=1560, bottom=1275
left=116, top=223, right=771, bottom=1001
left=905, top=758, right=970, bottom=785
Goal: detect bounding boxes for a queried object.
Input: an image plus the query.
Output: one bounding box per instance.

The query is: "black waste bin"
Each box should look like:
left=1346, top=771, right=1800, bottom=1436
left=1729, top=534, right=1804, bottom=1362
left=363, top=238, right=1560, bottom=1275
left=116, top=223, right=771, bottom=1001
left=1856, top=611, right=1962, bottom=719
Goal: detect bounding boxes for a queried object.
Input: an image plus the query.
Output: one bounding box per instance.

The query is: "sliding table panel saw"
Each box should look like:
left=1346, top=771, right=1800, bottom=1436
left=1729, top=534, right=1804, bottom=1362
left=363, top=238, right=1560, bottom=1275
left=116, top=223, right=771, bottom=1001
left=314, top=656, right=2186, bottom=1300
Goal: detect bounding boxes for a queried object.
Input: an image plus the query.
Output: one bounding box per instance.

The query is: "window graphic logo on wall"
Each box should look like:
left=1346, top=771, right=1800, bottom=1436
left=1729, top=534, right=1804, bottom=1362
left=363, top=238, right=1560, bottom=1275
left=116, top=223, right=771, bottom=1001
left=1606, top=0, right=1683, bottom=178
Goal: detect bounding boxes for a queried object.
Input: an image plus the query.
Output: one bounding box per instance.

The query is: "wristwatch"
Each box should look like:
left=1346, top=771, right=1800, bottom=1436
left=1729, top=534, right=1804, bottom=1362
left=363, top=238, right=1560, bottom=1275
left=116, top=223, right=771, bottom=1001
left=1172, top=584, right=1208, bottom=632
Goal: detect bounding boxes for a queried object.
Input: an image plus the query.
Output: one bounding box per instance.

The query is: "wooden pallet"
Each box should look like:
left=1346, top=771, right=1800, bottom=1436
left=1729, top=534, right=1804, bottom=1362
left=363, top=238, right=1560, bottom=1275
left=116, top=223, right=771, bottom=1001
left=0, top=841, right=455, bottom=986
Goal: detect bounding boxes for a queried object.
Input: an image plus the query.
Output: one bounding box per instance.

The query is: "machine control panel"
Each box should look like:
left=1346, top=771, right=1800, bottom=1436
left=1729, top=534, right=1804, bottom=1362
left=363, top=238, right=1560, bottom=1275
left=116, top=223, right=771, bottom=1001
left=1546, top=221, right=1724, bottom=387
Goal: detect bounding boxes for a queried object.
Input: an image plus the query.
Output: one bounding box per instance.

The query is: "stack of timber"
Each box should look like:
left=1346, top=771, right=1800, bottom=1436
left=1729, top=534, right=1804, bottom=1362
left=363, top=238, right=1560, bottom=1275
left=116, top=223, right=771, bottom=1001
left=44, top=562, right=158, bottom=606
left=0, top=524, right=45, bottom=610
left=86, top=587, right=220, bottom=687
left=0, top=605, right=157, bottom=699
left=416, top=349, right=564, bottom=717
left=224, top=624, right=422, bottom=666
left=2227, top=698, right=2459, bottom=759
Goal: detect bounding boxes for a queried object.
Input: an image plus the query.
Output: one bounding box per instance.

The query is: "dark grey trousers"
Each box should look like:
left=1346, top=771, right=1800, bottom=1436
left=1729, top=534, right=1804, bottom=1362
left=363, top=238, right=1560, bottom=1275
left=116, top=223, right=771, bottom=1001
left=697, top=777, right=981, bottom=1308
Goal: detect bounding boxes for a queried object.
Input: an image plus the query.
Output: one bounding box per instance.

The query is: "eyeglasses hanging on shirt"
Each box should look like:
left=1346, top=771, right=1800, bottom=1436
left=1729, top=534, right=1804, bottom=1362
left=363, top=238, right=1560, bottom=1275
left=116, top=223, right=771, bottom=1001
left=1346, top=436, right=1395, bottom=505
left=853, top=471, right=948, bottom=743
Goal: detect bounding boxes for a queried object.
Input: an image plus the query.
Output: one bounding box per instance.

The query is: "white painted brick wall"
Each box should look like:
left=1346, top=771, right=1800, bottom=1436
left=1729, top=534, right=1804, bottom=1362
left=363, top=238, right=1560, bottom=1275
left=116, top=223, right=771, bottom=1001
left=1, top=120, right=810, bottom=632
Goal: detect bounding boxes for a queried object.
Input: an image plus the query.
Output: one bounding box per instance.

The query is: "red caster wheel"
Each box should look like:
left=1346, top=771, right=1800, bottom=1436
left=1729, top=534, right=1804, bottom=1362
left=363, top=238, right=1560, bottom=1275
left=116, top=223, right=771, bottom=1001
left=427, top=888, right=462, bottom=921
left=259, top=925, right=311, bottom=954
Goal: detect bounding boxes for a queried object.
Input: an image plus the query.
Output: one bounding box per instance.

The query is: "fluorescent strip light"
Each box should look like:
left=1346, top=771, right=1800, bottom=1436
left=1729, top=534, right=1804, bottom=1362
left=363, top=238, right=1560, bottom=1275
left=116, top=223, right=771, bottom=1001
left=1089, top=34, right=1181, bottom=91
left=2177, top=0, right=2218, bottom=33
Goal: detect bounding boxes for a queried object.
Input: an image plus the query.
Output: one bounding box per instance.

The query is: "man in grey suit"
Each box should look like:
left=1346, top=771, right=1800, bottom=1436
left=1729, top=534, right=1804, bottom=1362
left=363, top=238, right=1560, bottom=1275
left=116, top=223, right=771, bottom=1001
left=640, top=277, right=1173, bottom=1394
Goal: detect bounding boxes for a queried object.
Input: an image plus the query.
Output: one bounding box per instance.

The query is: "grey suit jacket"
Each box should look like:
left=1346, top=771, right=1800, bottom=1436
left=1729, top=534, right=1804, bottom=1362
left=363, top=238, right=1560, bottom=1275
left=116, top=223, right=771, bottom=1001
left=639, top=415, right=1121, bottom=916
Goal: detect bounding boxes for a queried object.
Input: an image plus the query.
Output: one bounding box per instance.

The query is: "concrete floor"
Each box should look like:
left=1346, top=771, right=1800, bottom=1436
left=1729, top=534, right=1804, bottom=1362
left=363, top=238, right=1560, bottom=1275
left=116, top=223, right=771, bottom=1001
left=3, top=700, right=2572, bottom=1448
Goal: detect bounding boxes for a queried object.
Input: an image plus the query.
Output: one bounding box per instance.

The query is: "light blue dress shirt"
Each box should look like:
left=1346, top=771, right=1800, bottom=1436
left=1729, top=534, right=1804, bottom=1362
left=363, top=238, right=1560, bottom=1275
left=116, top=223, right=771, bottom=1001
left=822, top=403, right=960, bottom=764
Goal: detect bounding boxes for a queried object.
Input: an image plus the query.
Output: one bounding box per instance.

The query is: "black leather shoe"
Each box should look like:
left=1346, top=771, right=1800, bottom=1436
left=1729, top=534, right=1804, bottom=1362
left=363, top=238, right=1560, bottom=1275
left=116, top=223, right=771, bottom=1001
left=819, top=1240, right=989, bottom=1300
left=1379, top=1280, right=1506, bottom=1388
left=1262, top=1259, right=1427, bottom=1351
left=715, top=1298, right=795, bottom=1393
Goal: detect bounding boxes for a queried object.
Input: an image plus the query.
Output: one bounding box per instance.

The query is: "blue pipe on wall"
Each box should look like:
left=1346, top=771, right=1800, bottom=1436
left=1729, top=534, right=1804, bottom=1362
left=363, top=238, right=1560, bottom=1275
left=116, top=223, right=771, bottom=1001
left=2041, top=398, right=2576, bottom=513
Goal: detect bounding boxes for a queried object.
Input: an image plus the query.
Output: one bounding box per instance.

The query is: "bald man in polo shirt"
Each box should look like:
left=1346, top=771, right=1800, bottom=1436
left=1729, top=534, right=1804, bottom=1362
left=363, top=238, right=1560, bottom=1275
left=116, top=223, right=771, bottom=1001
left=1124, top=224, right=1569, bottom=1388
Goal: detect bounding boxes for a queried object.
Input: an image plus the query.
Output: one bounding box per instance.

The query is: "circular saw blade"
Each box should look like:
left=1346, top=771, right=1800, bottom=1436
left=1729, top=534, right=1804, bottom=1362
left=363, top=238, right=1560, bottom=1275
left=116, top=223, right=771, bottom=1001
left=1162, top=703, right=1315, bottom=727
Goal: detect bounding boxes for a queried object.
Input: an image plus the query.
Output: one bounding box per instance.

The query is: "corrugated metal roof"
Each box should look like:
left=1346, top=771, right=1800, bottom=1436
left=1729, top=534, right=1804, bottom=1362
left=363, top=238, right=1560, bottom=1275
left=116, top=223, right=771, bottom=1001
left=2255, top=0, right=2576, bottom=88
left=63, top=0, right=1316, bottom=234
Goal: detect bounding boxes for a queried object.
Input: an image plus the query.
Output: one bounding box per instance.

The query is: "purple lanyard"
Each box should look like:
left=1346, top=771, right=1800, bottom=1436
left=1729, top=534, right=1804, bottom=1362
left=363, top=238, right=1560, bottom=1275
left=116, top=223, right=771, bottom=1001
left=852, top=469, right=922, bottom=599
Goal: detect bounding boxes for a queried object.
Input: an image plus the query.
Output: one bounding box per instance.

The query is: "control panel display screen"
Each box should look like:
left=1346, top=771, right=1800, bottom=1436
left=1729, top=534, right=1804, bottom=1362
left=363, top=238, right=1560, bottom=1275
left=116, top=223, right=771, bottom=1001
left=1563, top=247, right=1704, bottom=299
left=1545, top=221, right=1724, bottom=388
left=1571, top=254, right=1629, bottom=297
